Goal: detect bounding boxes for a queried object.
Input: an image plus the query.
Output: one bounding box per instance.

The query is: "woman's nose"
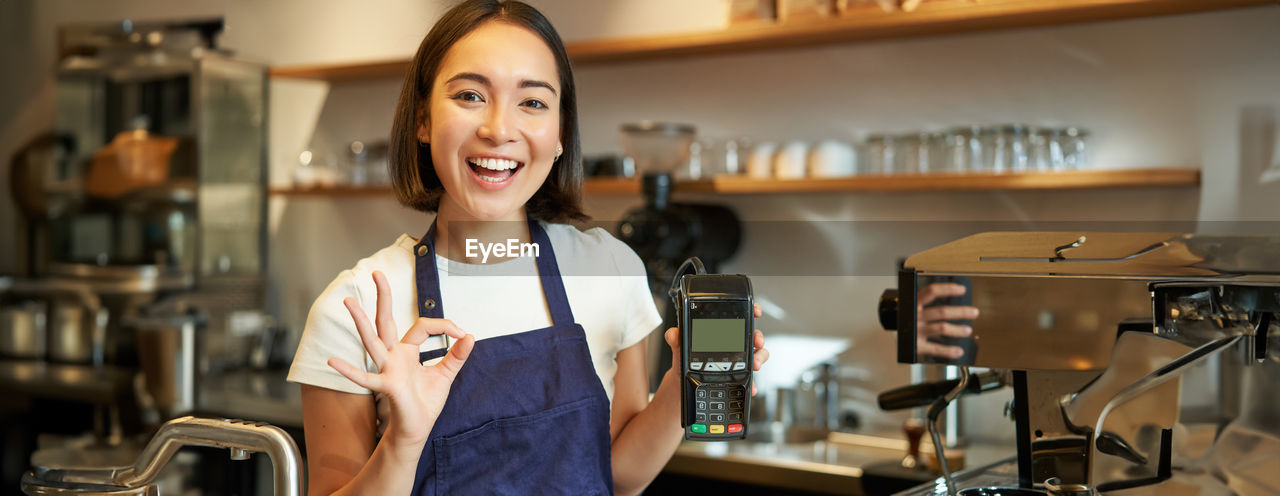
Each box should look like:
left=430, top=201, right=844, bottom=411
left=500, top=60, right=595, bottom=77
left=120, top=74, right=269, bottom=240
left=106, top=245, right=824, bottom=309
left=477, top=106, right=515, bottom=144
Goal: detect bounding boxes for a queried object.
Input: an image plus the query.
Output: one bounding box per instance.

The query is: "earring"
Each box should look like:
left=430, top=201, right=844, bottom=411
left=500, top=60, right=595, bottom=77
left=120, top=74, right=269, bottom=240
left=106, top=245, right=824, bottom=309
left=556, top=144, right=563, bottom=154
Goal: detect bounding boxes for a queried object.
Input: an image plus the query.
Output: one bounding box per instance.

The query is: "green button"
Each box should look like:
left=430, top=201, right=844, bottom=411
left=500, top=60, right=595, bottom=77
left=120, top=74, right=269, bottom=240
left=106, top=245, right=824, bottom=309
left=690, top=424, right=707, bottom=434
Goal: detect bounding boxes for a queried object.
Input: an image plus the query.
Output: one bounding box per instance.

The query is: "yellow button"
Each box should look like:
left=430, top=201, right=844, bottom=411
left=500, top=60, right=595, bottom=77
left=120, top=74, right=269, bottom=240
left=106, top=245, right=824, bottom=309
left=709, top=424, right=725, bottom=434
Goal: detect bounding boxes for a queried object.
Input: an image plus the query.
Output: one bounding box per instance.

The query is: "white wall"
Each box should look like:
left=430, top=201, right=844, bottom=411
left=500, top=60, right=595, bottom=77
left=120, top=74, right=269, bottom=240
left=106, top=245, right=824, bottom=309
left=4, top=1, right=1278, bottom=441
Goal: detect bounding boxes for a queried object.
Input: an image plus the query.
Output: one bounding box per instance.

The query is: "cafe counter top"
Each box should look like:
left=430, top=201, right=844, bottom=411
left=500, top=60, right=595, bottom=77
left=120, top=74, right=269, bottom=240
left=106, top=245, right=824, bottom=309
left=664, top=432, right=1013, bottom=495
left=197, top=369, right=1014, bottom=495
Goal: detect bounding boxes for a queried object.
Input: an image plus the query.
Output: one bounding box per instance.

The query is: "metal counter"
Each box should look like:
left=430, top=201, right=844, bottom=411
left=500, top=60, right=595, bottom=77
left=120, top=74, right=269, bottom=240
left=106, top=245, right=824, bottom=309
left=665, top=432, right=1013, bottom=495
left=197, top=369, right=1016, bottom=495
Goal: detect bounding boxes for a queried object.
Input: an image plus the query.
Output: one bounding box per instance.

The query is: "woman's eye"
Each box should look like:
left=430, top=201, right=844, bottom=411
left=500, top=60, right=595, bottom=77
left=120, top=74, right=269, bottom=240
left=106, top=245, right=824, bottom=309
left=521, top=99, right=548, bottom=110
left=452, top=91, right=483, bottom=103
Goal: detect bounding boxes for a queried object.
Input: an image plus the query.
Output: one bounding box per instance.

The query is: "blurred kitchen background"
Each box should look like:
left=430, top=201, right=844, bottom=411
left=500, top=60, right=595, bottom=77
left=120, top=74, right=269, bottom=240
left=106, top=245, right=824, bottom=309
left=1, top=0, right=1278, bottom=494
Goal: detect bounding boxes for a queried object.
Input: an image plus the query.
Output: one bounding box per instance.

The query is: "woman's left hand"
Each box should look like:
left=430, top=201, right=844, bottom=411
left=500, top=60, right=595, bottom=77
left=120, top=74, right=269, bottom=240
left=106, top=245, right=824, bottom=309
left=664, top=302, right=770, bottom=396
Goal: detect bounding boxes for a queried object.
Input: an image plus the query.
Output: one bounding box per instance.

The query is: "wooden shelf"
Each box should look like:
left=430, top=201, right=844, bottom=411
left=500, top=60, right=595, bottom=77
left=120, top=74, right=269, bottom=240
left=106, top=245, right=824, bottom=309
left=594, top=167, right=1200, bottom=195
left=687, top=167, right=1201, bottom=194
left=269, top=168, right=1199, bottom=197
left=269, top=0, right=1271, bottom=81
left=582, top=177, right=646, bottom=195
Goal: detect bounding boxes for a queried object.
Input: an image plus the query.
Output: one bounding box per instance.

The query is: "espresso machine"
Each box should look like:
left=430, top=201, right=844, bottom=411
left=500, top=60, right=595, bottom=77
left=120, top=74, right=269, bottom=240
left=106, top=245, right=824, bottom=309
left=2, top=18, right=270, bottom=491
left=878, top=232, right=1280, bottom=496
left=7, top=16, right=270, bottom=379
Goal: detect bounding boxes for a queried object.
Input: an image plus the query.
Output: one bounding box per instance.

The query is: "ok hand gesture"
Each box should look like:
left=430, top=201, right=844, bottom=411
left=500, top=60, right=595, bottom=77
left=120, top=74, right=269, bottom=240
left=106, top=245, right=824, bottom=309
left=328, top=271, right=475, bottom=446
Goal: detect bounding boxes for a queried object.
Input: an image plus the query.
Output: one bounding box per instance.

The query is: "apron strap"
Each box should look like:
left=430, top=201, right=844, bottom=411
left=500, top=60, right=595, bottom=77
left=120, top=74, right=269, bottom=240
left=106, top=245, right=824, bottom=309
left=414, top=221, right=445, bottom=319
left=528, top=218, right=575, bottom=326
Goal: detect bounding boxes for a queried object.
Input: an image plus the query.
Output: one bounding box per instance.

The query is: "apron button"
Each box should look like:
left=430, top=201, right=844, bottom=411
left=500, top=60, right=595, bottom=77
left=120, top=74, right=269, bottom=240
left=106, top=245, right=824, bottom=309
left=424, top=298, right=437, bottom=310
left=417, top=245, right=428, bottom=257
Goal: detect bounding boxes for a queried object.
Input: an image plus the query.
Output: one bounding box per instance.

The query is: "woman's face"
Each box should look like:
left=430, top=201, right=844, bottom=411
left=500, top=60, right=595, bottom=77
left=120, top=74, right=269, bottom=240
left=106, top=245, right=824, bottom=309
left=421, top=20, right=562, bottom=222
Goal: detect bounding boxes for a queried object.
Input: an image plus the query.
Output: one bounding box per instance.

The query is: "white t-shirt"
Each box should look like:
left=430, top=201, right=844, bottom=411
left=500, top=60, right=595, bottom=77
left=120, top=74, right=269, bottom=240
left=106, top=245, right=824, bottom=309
left=287, top=222, right=663, bottom=405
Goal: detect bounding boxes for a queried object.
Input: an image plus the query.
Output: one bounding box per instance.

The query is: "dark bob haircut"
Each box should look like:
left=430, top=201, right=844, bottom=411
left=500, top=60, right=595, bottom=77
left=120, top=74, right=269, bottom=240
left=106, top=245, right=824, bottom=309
left=389, top=0, right=587, bottom=223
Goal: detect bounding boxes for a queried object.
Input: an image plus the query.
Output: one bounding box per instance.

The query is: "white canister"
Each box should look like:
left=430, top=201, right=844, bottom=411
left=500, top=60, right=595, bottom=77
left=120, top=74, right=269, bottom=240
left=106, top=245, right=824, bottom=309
left=807, top=140, right=856, bottom=178
left=774, top=141, right=809, bottom=180
left=747, top=142, right=778, bottom=179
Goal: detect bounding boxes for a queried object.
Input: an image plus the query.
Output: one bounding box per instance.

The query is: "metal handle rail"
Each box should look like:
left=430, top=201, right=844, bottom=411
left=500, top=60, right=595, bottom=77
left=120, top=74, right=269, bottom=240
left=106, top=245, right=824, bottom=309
left=29, top=416, right=303, bottom=496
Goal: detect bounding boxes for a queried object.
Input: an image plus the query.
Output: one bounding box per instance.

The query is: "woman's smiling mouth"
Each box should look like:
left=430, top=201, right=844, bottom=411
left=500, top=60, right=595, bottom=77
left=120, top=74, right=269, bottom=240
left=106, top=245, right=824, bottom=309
left=466, top=156, right=524, bottom=187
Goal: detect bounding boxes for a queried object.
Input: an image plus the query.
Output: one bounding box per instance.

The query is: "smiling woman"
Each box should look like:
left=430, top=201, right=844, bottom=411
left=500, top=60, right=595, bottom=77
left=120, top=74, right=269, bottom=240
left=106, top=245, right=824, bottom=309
left=423, top=23, right=563, bottom=218
left=387, top=2, right=585, bottom=224
left=285, top=1, right=772, bottom=495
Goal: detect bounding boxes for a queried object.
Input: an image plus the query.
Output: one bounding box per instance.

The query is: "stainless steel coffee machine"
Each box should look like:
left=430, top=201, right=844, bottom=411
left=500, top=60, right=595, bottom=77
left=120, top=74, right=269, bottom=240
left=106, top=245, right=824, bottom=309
left=878, top=232, right=1280, bottom=495
left=7, top=17, right=271, bottom=379
left=1, top=17, right=273, bottom=492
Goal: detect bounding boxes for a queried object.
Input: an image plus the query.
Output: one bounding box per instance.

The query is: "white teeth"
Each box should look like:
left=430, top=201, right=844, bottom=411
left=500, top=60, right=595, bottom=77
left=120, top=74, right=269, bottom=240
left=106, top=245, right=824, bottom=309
left=470, top=157, right=518, bottom=171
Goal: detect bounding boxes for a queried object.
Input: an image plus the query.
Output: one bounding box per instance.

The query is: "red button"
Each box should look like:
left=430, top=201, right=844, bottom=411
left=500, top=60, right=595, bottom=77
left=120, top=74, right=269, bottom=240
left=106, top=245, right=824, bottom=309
left=727, top=423, right=743, bottom=433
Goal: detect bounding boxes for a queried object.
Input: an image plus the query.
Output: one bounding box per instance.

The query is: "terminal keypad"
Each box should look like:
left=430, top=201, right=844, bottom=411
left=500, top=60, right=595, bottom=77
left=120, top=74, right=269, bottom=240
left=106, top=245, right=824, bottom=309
left=689, top=383, right=747, bottom=437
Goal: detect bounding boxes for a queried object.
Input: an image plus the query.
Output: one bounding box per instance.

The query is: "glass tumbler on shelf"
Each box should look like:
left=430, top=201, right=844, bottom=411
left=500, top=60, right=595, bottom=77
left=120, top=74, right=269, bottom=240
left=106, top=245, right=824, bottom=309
left=924, top=132, right=946, bottom=174
left=991, top=124, right=1031, bottom=173
left=977, top=126, right=1000, bottom=172
left=678, top=140, right=705, bottom=180
left=895, top=132, right=939, bottom=174
left=893, top=133, right=922, bottom=174
left=722, top=138, right=745, bottom=176
left=864, top=134, right=895, bottom=174
left=944, top=126, right=981, bottom=173
left=1029, top=127, right=1054, bottom=172
left=1059, top=127, right=1090, bottom=170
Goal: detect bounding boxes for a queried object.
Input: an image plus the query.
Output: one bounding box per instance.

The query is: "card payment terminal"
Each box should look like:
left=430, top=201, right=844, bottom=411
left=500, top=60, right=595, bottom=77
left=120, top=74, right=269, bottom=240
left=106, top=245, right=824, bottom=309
left=671, top=258, right=754, bottom=441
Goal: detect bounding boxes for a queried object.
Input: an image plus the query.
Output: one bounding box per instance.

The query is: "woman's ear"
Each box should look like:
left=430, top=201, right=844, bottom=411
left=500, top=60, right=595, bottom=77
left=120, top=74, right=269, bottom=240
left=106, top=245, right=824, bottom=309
left=417, top=122, right=431, bottom=144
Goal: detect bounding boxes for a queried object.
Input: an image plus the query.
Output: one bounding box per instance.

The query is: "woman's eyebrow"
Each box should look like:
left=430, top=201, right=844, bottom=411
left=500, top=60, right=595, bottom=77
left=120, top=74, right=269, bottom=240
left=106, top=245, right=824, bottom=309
left=446, top=72, right=490, bottom=86
left=520, top=79, right=557, bottom=96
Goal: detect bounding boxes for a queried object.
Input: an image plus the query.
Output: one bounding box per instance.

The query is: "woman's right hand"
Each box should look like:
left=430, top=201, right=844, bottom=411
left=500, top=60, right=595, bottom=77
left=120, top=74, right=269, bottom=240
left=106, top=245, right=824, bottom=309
left=328, top=270, right=475, bottom=447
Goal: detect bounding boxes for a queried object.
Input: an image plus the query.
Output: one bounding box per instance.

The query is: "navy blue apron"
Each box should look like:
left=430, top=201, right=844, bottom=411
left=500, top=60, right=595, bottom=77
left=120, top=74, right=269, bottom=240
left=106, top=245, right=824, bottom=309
left=409, top=219, right=614, bottom=495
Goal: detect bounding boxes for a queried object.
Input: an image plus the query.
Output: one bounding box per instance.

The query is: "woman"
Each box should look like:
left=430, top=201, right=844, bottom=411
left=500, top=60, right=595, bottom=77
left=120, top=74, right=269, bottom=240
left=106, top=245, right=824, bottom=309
left=287, top=1, right=770, bottom=494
